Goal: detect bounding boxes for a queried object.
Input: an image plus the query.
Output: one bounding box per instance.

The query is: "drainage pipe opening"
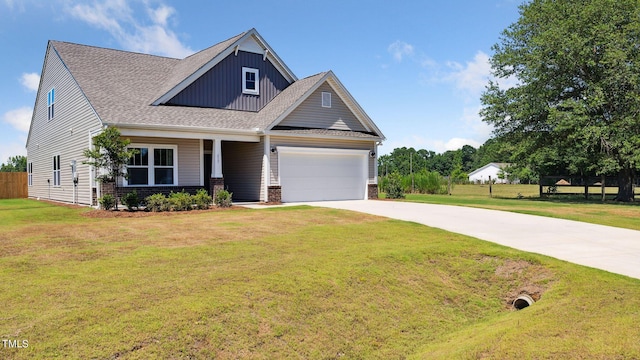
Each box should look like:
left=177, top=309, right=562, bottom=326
left=513, top=294, right=534, bottom=310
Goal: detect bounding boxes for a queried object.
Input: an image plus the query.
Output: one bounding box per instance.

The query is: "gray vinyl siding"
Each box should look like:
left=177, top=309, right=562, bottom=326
left=124, top=137, right=201, bottom=187
left=167, top=51, right=290, bottom=112
left=277, top=83, right=367, bottom=132
left=26, top=44, right=103, bottom=205
left=222, top=139, right=263, bottom=201
left=269, top=136, right=375, bottom=185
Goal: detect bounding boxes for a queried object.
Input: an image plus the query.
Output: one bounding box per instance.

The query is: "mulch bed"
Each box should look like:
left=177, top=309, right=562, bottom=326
left=81, top=206, right=245, bottom=218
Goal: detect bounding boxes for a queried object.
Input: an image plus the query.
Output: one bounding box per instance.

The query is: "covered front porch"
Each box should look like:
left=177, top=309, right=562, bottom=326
left=94, top=128, right=273, bottom=205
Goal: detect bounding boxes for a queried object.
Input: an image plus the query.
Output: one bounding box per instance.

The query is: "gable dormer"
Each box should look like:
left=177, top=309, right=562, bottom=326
left=155, top=29, right=297, bottom=112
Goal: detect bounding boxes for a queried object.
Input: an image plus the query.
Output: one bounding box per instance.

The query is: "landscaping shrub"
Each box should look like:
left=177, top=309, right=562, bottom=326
left=145, top=193, right=171, bottom=212
left=385, top=172, right=405, bottom=199
left=122, top=190, right=140, bottom=211
left=99, top=194, right=116, bottom=210
left=415, top=170, right=449, bottom=194
left=215, top=189, right=233, bottom=207
left=193, top=189, right=212, bottom=210
left=170, top=190, right=193, bottom=211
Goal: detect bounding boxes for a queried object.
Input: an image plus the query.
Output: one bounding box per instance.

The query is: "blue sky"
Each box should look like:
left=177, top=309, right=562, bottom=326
left=0, top=0, right=522, bottom=163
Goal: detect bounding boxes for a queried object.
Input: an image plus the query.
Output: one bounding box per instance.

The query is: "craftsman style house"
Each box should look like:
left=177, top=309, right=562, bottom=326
left=26, top=29, right=385, bottom=205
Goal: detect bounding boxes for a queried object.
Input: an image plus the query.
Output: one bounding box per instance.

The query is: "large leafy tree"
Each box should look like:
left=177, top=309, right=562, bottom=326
left=83, top=127, right=137, bottom=209
left=482, top=0, right=640, bottom=201
left=0, top=155, right=27, bottom=172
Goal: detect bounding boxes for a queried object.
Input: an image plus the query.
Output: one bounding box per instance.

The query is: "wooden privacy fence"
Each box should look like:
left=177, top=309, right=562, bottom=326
left=0, top=172, right=28, bottom=199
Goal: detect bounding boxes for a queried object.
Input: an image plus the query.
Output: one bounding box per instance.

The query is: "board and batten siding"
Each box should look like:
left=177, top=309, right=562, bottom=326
left=26, top=43, right=103, bottom=205
left=222, top=139, right=264, bottom=201
left=167, top=51, right=290, bottom=112
left=277, top=83, right=367, bottom=132
left=123, top=137, right=201, bottom=187
left=269, top=136, right=375, bottom=186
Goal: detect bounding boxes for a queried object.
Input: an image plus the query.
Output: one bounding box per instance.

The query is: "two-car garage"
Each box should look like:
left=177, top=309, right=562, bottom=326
left=277, top=146, right=369, bottom=202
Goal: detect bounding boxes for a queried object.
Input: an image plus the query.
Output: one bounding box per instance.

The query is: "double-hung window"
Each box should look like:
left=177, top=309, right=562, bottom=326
left=127, top=147, right=149, bottom=185
left=48, top=88, right=55, bottom=121
left=126, top=145, right=176, bottom=186
left=53, top=155, right=61, bottom=186
left=28, top=162, right=33, bottom=186
left=153, top=148, right=174, bottom=185
left=242, top=67, right=259, bottom=95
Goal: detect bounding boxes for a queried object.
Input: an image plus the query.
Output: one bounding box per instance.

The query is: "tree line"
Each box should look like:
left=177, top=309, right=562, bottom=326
left=0, top=155, right=26, bottom=172
left=377, top=137, right=529, bottom=183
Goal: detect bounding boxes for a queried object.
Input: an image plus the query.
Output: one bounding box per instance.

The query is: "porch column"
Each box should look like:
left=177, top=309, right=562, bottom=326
left=262, top=135, right=270, bottom=202
left=368, top=142, right=380, bottom=200
left=212, top=139, right=223, bottom=178
left=373, top=142, right=379, bottom=183
left=210, top=138, right=224, bottom=197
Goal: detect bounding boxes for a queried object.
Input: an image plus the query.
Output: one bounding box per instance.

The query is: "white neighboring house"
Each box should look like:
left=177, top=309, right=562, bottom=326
left=468, top=163, right=513, bottom=184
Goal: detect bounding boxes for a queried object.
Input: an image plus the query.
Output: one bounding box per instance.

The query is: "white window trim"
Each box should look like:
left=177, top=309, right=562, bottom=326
left=242, top=67, right=259, bottom=95
left=47, top=88, right=55, bottom=121
left=53, top=154, right=61, bottom=187
left=124, top=144, right=178, bottom=187
left=322, top=91, right=331, bottom=108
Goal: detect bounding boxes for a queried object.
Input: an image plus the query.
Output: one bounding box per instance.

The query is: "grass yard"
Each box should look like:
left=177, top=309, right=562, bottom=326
left=383, top=184, right=640, bottom=231
left=1, top=199, right=640, bottom=359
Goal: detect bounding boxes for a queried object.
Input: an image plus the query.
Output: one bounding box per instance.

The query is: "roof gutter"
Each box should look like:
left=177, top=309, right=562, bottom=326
left=109, top=123, right=264, bottom=142
left=107, top=122, right=261, bottom=135
left=265, top=130, right=382, bottom=142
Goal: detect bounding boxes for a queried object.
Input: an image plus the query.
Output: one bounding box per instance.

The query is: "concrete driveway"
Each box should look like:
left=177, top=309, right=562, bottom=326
left=282, top=200, right=640, bottom=280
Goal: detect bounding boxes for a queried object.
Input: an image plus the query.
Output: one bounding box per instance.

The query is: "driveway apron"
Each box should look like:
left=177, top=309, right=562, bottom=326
left=298, top=200, right=640, bottom=280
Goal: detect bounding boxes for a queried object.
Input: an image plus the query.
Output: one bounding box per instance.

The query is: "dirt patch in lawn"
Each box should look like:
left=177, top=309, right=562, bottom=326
left=496, top=258, right=555, bottom=307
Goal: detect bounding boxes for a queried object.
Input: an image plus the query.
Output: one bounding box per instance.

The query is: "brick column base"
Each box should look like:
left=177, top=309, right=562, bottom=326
left=368, top=183, right=379, bottom=199
left=267, top=185, right=282, bottom=203
left=210, top=177, right=224, bottom=198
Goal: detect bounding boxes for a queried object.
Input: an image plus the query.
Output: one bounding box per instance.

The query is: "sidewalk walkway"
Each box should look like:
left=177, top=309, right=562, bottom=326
left=244, top=200, right=640, bottom=279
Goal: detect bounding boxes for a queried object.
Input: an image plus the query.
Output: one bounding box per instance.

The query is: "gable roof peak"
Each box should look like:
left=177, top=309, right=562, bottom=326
left=152, top=28, right=297, bottom=105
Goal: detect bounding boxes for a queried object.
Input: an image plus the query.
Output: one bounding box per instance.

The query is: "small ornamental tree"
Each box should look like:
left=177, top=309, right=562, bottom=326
left=83, top=127, right=137, bottom=209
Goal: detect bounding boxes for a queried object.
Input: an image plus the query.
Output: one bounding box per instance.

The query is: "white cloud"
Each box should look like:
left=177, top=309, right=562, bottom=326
left=388, top=40, right=414, bottom=62
left=381, top=134, right=482, bottom=155
left=0, top=140, right=27, bottom=166
left=148, top=4, right=173, bottom=27
left=445, top=51, right=519, bottom=95
left=20, top=73, right=40, bottom=92
left=461, top=105, right=493, bottom=140
left=3, top=107, right=32, bottom=133
left=443, top=137, right=482, bottom=151
left=66, top=0, right=193, bottom=58
left=445, top=51, right=492, bottom=96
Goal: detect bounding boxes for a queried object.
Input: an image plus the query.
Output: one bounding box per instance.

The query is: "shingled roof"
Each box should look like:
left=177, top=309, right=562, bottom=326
left=49, top=31, right=384, bottom=139
left=150, top=31, right=246, bottom=105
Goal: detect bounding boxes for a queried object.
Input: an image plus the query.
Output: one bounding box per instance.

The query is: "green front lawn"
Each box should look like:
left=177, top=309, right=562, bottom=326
left=1, top=199, right=639, bottom=359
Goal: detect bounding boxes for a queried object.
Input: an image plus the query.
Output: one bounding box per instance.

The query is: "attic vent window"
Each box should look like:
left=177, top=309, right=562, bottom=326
left=322, top=91, right=331, bottom=108
left=242, top=67, right=259, bottom=95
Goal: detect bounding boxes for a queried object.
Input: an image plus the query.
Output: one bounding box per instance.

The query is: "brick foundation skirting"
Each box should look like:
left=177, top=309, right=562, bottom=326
left=267, top=185, right=281, bottom=203
left=368, top=183, right=379, bottom=199
left=209, top=177, right=225, bottom=198
left=100, top=182, right=205, bottom=203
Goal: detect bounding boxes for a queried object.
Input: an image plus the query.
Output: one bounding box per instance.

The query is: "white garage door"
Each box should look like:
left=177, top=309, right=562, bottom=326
left=278, top=147, right=369, bottom=202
